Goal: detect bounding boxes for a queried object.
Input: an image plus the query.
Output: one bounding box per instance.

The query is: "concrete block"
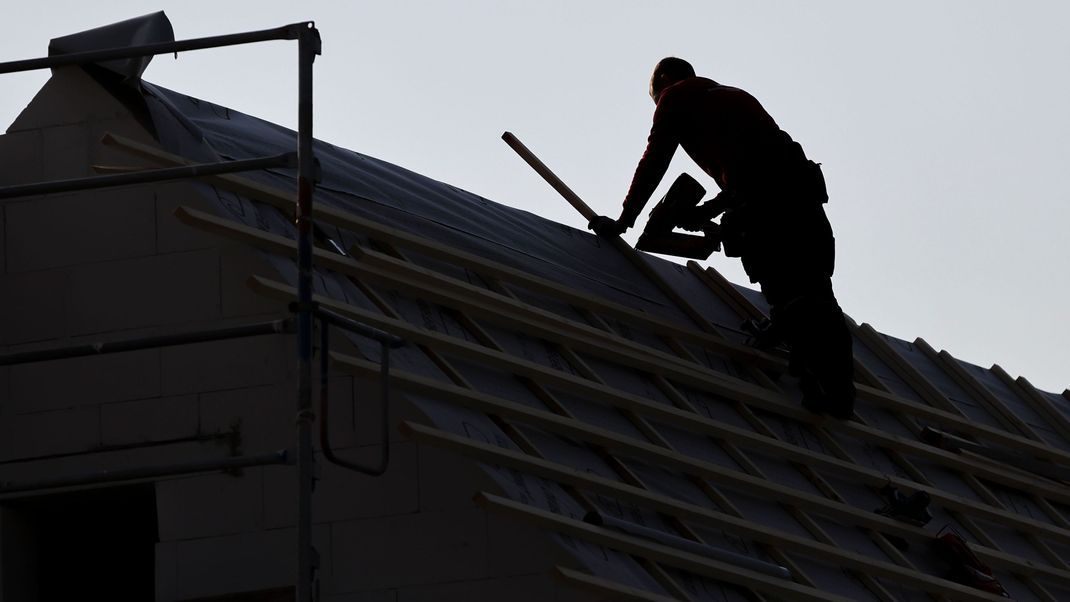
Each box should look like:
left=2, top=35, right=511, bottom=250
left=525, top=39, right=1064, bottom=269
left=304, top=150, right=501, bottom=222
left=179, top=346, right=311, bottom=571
left=156, top=469, right=265, bottom=541
left=100, top=394, right=198, bottom=446
left=221, top=245, right=285, bottom=318
left=0, top=405, right=100, bottom=462
left=321, top=376, right=358, bottom=450
left=0, top=129, right=43, bottom=186
left=170, top=525, right=329, bottom=601
left=172, top=528, right=288, bottom=599
left=0, top=506, right=41, bottom=602
left=417, top=442, right=495, bottom=513
left=155, top=181, right=229, bottom=254
left=263, top=443, right=419, bottom=528
left=318, top=375, right=422, bottom=451
left=4, top=186, right=156, bottom=272
left=199, top=384, right=291, bottom=453
left=487, top=512, right=560, bottom=578
left=330, top=508, right=489, bottom=591
left=7, top=67, right=131, bottom=133
left=7, top=348, right=160, bottom=413
left=0, top=367, right=9, bottom=415
left=42, top=124, right=90, bottom=181
left=321, top=591, right=397, bottom=602
left=0, top=269, right=69, bottom=346
left=397, top=573, right=562, bottom=602
left=163, top=334, right=287, bottom=396
left=155, top=540, right=179, bottom=602
left=67, top=249, right=220, bottom=335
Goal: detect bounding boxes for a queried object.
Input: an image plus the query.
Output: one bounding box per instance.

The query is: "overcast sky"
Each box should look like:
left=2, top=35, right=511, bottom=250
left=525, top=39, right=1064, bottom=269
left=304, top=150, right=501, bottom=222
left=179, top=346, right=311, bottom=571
left=2, top=2, right=1066, bottom=393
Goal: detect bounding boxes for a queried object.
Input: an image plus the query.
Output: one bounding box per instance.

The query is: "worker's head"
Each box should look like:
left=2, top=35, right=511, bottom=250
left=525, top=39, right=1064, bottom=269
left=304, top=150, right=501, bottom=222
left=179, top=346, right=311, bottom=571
left=649, top=57, right=695, bottom=103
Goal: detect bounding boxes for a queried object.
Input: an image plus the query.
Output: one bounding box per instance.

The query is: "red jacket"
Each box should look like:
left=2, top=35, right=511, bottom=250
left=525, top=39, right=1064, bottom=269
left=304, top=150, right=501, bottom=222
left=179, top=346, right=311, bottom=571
left=620, top=77, right=804, bottom=228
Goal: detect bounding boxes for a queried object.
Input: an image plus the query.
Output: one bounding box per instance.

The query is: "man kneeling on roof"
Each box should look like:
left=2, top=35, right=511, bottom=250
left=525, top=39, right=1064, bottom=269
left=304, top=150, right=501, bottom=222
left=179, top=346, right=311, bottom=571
left=589, top=57, right=856, bottom=419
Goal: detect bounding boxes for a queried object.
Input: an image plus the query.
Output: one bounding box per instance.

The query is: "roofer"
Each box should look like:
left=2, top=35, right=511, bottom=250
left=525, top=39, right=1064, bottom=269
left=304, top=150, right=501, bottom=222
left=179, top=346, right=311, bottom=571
left=589, top=57, right=856, bottom=418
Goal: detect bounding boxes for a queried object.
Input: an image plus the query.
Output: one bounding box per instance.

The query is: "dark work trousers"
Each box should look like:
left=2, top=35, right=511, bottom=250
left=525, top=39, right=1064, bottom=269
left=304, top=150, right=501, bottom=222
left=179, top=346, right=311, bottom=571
left=741, top=201, right=856, bottom=410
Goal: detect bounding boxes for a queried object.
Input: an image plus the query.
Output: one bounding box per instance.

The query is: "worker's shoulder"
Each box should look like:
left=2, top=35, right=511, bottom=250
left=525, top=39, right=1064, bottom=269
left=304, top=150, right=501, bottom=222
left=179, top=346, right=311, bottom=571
left=662, top=76, right=720, bottom=98
left=662, top=77, right=755, bottom=105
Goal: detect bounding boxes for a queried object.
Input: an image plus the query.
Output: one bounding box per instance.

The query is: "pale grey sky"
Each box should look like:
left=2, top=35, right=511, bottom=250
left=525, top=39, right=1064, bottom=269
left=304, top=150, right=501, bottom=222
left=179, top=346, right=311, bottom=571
left=3, top=1, right=1067, bottom=392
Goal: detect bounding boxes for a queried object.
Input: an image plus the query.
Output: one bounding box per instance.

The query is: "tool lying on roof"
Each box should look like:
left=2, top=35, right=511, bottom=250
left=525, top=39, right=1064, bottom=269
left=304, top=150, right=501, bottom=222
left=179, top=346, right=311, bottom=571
left=931, top=527, right=1011, bottom=597
left=920, top=426, right=1070, bottom=483
left=875, top=482, right=932, bottom=527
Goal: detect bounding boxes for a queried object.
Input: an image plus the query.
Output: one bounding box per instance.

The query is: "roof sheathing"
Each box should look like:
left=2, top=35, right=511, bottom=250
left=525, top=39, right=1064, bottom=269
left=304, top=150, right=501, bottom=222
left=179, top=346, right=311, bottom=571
left=128, top=81, right=1070, bottom=601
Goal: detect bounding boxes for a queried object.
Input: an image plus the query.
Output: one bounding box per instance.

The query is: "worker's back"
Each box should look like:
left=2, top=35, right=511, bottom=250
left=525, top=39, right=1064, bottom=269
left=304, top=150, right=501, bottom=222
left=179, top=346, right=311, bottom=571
left=658, top=77, right=805, bottom=193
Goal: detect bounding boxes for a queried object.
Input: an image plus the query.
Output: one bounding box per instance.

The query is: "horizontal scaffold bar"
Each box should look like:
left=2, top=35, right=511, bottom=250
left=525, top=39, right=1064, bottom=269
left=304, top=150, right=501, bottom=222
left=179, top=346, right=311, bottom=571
left=0, top=23, right=310, bottom=75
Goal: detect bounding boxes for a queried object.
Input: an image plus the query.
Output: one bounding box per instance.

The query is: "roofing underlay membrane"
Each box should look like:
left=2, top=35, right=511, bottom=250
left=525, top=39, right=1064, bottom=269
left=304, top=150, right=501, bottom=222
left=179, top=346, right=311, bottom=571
left=132, top=81, right=1070, bottom=600
left=27, top=12, right=1038, bottom=592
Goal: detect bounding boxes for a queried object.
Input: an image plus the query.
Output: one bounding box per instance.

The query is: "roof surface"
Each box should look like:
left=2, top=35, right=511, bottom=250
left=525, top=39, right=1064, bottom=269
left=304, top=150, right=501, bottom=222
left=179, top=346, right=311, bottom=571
left=125, top=62, right=1070, bottom=602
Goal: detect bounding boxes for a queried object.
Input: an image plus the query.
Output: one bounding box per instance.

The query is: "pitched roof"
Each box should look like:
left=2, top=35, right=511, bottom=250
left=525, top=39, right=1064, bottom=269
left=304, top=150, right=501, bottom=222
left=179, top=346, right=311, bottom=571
left=113, top=73, right=1070, bottom=602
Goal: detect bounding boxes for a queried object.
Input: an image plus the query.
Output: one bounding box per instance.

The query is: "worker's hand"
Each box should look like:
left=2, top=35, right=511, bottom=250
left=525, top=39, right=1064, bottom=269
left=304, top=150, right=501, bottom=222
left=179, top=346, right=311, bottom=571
left=679, top=192, right=732, bottom=232
left=677, top=205, right=712, bottom=232
left=588, top=215, right=626, bottom=238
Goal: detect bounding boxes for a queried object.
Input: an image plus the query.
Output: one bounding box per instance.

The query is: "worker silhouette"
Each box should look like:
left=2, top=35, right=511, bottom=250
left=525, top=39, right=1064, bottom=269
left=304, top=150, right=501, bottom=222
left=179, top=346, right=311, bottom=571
left=589, top=57, right=856, bottom=418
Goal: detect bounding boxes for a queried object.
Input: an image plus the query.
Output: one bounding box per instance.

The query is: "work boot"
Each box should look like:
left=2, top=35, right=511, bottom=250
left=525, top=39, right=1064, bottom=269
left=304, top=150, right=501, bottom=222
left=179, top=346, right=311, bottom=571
left=742, top=317, right=787, bottom=353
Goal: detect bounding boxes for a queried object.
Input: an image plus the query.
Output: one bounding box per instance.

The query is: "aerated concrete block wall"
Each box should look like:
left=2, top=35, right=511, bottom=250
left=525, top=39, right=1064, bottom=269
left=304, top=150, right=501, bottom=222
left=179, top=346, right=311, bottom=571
left=0, top=68, right=585, bottom=602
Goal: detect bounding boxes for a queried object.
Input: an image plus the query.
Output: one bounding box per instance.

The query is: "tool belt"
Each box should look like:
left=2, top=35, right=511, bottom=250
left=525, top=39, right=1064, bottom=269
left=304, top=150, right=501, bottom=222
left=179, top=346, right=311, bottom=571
left=719, top=159, right=828, bottom=260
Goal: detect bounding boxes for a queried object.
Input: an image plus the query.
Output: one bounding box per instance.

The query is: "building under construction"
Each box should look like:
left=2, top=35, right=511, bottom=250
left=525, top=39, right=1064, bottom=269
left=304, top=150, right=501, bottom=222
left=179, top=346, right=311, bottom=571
left=1, top=12, right=1069, bottom=602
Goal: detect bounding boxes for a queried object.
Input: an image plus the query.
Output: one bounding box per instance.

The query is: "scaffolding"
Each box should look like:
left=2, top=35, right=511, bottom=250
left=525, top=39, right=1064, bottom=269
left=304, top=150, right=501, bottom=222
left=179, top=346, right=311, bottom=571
left=0, top=21, right=403, bottom=602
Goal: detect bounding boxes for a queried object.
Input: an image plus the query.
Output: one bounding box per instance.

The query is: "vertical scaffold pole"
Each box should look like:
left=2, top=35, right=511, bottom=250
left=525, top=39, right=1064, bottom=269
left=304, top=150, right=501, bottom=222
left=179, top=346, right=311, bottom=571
left=296, top=22, right=321, bottom=602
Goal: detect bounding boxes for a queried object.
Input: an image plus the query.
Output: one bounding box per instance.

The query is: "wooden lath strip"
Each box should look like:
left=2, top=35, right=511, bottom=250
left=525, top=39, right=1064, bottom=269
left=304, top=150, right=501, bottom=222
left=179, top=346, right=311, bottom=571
left=855, top=325, right=960, bottom=414
left=686, top=262, right=765, bottom=322
left=336, top=353, right=1070, bottom=582
left=475, top=491, right=857, bottom=602
left=914, top=339, right=1041, bottom=442
left=401, top=420, right=1045, bottom=598
left=1014, top=375, right=1070, bottom=441
left=553, top=566, right=682, bottom=602
left=992, top=366, right=1070, bottom=448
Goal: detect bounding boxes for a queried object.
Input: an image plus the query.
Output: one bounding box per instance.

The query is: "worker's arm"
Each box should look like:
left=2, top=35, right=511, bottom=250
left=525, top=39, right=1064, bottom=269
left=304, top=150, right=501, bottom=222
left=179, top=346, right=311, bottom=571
left=617, top=101, right=679, bottom=230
